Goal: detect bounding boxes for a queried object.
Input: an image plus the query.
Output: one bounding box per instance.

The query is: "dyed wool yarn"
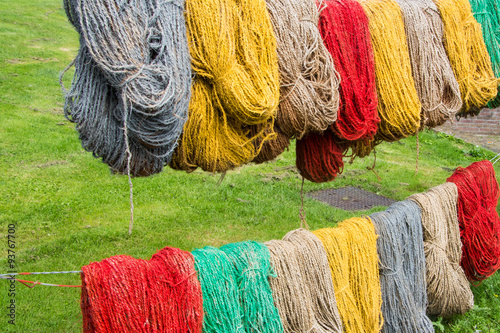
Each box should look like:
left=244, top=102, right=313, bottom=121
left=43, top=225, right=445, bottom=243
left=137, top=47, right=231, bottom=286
left=395, top=0, right=462, bottom=128
left=313, top=217, right=383, bottom=333
left=250, top=122, right=291, bottom=164
left=81, top=247, right=203, bottom=333
left=447, top=160, right=500, bottom=281
left=357, top=0, right=421, bottom=143
left=295, top=130, right=345, bottom=183
left=171, top=0, right=280, bottom=173
left=192, top=247, right=245, bottom=333
left=220, top=241, right=284, bottom=333
left=433, top=0, right=498, bottom=116
left=409, top=183, right=474, bottom=316
left=318, top=0, right=379, bottom=143
left=370, top=201, right=433, bottom=333
left=266, top=239, right=324, bottom=332
left=282, top=229, right=343, bottom=332
left=62, top=0, right=191, bottom=177
left=469, top=0, right=500, bottom=108
left=265, top=0, right=340, bottom=140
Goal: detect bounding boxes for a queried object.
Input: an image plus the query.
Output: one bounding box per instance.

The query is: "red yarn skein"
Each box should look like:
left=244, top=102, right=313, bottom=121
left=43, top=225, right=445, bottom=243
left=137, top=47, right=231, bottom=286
left=81, top=247, right=204, bottom=332
left=447, top=160, right=500, bottom=282
left=319, top=0, right=379, bottom=143
left=296, top=130, right=345, bottom=183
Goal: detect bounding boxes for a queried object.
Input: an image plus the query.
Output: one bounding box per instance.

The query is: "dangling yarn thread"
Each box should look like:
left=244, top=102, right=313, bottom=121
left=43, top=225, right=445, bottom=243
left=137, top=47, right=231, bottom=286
left=370, top=201, right=433, bottom=333
left=313, top=217, right=383, bottom=333
left=265, top=0, right=340, bottom=140
left=220, top=241, right=284, bottom=333
left=433, top=0, right=498, bottom=117
left=62, top=0, right=191, bottom=177
left=282, top=229, right=343, bottom=332
left=409, top=183, right=474, bottom=316
left=81, top=247, right=203, bottom=333
left=395, top=0, right=462, bottom=128
left=447, top=160, right=500, bottom=281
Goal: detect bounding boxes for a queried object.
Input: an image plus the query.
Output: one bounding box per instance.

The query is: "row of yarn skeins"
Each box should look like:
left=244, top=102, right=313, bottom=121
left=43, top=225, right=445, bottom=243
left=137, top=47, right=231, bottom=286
left=62, top=0, right=500, bottom=179
left=80, top=160, right=500, bottom=333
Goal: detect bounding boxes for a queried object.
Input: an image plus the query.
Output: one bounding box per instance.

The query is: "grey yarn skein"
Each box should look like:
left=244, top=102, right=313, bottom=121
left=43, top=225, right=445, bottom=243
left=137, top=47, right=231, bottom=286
left=370, top=200, right=434, bottom=333
left=62, top=0, right=191, bottom=176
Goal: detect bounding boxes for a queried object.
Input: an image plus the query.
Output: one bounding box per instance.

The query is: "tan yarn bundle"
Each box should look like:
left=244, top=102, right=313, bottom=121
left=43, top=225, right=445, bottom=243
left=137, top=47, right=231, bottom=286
left=409, top=183, right=474, bottom=317
left=433, top=0, right=498, bottom=116
left=395, top=0, right=462, bottom=128
left=265, top=0, right=340, bottom=140
left=250, top=122, right=290, bottom=164
left=171, top=0, right=280, bottom=173
left=313, top=217, right=383, bottom=333
left=282, top=229, right=343, bottom=332
left=357, top=0, right=421, bottom=145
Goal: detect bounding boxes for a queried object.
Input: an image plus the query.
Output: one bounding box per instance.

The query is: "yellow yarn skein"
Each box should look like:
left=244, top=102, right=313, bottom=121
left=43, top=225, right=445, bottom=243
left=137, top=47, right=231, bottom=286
left=313, top=217, right=383, bottom=333
left=433, top=0, right=498, bottom=116
left=172, top=0, right=280, bottom=173
left=358, top=0, right=421, bottom=143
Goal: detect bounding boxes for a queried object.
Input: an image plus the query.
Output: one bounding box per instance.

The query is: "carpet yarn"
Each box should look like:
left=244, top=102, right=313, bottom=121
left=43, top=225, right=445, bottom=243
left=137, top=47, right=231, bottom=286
left=265, top=0, right=340, bottom=140
left=250, top=122, right=291, bottom=164
left=433, top=0, right=498, bottom=116
left=357, top=0, right=421, bottom=144
left=81, top=247, right=203, bottom=333
left=295, top=130, right=345, bottom=183
left=62, top=0, right=191, bottom=177
left=282, top=229, right=343, bottom=332
left=370, top=201, right=433, bottom=333
left=313, top=217, right=383, bottom=333
left=395, top=0, right=462, bottom=128
left=469, top=0, right=500, bottom=108
left=220, top=241, right=284, bottom=333
left=192, top=246, right=245, bottom=333
left=171, top=0, right=280, bottom=173
left=447, top=160, right=500, bottom=282
left=409, top=183, right=474, bottom=316
left=318, top=0, right=379, bottom=143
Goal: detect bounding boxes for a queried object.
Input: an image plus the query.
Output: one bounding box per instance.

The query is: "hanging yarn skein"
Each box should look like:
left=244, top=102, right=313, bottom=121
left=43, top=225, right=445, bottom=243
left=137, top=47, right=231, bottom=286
left=171, top=0, right=280, bottom=173
left=220, top=241, right=284, bottom=333
left=395, top=0, right=462, bottom=128
left=282, top=229, right=343, bottom=332
left=81, top=247, right=203, bottom=333
left=265, top=0, right=340, bottom=140
left=469, top=0, right=500, bottom=108
left=313, top=217, right=383, bottom=333
left=409, top=183, right=474, bottom=317
left=447, top=160, right=500, bottom=281
left=357, top=0, right=421, bottom=146
left=192, top=247, right=245, bottom=333
left=318, top=0, right=379, bottom=143
left=370, top=201, right=433, bottom=333
left=62, top=0, right=191, bottom=177
left=250, top=122, right=290, bottom=164
left=432, top=0, right=498, bottom=117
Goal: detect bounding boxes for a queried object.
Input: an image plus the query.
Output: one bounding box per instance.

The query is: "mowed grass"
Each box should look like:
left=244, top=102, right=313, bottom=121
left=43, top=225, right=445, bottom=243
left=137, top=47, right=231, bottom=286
left=0, top=1, right=499, bottom=332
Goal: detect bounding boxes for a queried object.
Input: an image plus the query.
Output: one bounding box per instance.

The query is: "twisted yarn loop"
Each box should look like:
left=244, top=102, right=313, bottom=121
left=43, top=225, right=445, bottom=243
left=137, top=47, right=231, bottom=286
left=282, top=229, right=343, bottom=332
left=433, top=0, right=498, bottom=116
left=313, top=217, right=383, bottom=333
left=265, top=0, right=340, bottom=140
left=171, top=0, right=280, bottom=173
left=63, top=0, right=191, bottom=176
left=447, top=160, right=500, bottom=281
left=81, top=247, right=203, bottom=333
left=358, top=0, right=421, bottom=143
left=469, top=0, right=500, bottom=108
left=396, top=0, right=462, bottom=128
left=220, top=241, right=284, bottom=333
left=370, top=201, right=433, bottom=333
left=192, top=247, right=245, bottom=333
left=409, top=183, right=474, bottom=316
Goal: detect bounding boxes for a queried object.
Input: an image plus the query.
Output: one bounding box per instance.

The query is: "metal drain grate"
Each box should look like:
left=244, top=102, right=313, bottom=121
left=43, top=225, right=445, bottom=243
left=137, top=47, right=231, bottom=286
left=308, top=186, right=396, bottom=211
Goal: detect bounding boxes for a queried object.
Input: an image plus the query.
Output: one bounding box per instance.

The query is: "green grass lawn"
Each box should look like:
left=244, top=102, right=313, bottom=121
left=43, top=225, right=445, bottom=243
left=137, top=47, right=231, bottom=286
left=1, top=1, right=499, bottom=332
